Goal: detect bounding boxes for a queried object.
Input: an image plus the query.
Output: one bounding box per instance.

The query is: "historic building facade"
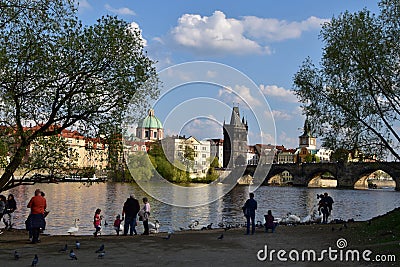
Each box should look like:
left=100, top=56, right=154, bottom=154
left=223, top=106, right=248, bottom=168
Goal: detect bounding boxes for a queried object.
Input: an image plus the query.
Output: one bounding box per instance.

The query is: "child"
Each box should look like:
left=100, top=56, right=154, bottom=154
left=93, top=208, right=102, bottom=237
left=113, top=214, right=123, bottom=235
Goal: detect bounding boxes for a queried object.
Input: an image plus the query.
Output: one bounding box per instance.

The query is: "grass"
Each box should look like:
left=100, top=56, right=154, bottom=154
left=342, top=207, right=400, bottom=263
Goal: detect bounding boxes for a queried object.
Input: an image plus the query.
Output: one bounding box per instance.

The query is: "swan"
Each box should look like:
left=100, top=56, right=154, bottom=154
left=149, top=220, right=160, bottom=234
left=67, top=219, right=79, bottom=235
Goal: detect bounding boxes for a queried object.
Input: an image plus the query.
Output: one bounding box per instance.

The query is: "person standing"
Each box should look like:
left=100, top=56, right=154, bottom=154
left=243, top=192, right=257, bottom=235
left=319, top=192, right=334, bottom=223
left=0, top=195, right=6, bottom=234
left=3, top=194, right=17, bottom=230
left=122, top=194, right=140, bottom=236
left=141, top=197, right=151, bottom=235
left=93, top=208, right=102, bottom=236
left=27, top=189, right=47, bottom=244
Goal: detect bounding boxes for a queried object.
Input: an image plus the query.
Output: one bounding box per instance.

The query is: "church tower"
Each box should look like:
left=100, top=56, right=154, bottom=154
left=223, top=106, right=248, bottom=168
left=299, top=118, right=316, bottom=150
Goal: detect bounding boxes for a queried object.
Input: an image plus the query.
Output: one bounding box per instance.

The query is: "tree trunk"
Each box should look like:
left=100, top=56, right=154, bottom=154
left=0, top=143, right=28, bottom=191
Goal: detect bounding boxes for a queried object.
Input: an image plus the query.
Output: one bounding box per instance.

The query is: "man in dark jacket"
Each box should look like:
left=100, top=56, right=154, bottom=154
left=122, top=194, right=140, bottom=236
left=243, top=192, right=257, bottom=235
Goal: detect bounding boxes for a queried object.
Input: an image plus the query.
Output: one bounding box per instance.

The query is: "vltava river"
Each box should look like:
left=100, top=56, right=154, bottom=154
left=2, top=183, right=399, bottom=235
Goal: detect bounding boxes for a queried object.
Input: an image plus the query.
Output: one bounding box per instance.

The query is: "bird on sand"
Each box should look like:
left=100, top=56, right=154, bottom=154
left=31, top=254, right=38, bottom=266
left=75, top=240, right=81, bottom=249
left=95, top=244, right=105, bottom=253
left=217, top=234, right=224, bottom=240
left=59, top=244, right=68, bottom=252
left=163, top=233, right=171, bottom=240
left=69, top=249, right=78, bottom=260
left=14, top=250, right=20, bottom=260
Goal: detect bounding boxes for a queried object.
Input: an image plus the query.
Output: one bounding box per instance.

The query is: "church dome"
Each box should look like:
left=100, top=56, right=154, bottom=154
left=138, top=109, right=163, bottom=129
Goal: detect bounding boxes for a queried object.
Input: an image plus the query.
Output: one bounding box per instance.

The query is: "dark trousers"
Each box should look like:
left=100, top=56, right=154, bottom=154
left=32, top=228, right=40, bottom=243
left=246, top=214, right=255, bottom=234
left=124, top=216, right=137, bottom=235
left=143, top=220, right=149, bottom=235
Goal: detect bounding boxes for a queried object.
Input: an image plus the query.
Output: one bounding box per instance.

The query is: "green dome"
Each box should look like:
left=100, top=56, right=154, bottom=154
left=138, top=109, right=163, bottom=129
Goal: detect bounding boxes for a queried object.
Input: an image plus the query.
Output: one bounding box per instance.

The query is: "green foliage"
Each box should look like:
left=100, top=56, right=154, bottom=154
left=293, top=0, right=400, bottom=161
left=147, top=143, right=189, bottom=183
left=126, top=151, right=154, bottom=182
left=28, top=135, right=79, bottom=175
left=204, top=157, right=220, bottom=182
left=0, top=0, right=159, bottom=190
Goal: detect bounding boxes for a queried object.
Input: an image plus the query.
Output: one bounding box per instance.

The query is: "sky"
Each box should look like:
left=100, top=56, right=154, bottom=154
left=76, top=0, right=380, bottom=149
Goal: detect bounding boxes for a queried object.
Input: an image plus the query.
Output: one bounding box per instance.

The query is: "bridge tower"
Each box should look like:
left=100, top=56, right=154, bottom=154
left=223, top=106, right=248, bottom=168
left=299, top=118, right=316, bottom=150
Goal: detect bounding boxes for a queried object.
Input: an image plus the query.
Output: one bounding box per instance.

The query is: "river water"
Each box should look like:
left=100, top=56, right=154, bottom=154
left=2, top=182, right=399, bottom=236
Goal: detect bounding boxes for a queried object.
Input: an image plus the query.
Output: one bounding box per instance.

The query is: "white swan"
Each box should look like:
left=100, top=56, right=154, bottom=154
left=67, top=219, right=79, bottom=235
left=149, top=220, right=160, bottom=234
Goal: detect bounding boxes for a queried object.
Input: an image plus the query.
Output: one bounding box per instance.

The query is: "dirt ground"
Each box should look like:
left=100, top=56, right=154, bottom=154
left=0, top=223, right=397, bottom=267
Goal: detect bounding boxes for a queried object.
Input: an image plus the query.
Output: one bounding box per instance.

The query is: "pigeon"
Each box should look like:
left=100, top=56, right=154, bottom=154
left=59, top=244, right=68, bottom=252
left=75, top=240, right=80, bottom=249
left=69, top=249, right=78, bottom=260
left=98, top=251, right=105, bottom=259
left=163, top=234, right=171, bottom=240
left=207, top=223, right=213, bottom=230
left=95, top=244, right=104, bottom=253
left=31, top=254, right=38, bottom=266
left=14, top=250, right=20, bottom=260
left=217, top=234, right=224, bottom=240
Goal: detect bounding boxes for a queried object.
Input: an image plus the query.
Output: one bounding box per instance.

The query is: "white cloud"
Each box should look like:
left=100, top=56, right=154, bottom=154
left=272, top=110, right=292, bottom=120
left=182, top=117, right=222, bottom=139
left=170, top=11, right=327, bottom=55
left=242, top=16, right=329, bottom=42
left=171, top=11, right=270, bottom=55
left=259, top=84, right=298, bottom=103
left=218, top=85, right=261, bottom=107
left=105, top=4, right=135, bottom=16
left=128, top=22, right=147, bottom=47
left=206, top=70, right=217, bottom=78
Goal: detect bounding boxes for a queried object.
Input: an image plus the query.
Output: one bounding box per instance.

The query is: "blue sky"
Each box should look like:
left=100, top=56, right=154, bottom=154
left=77, top=0, right=380, bottom=149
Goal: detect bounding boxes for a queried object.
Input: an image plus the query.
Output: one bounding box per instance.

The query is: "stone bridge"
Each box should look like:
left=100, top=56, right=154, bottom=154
left=244, top=162, right=400, bottom=190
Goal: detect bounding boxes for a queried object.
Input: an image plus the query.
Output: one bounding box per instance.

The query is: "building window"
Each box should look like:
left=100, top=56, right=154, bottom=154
left=153, top=132, right=157, bottom=138
left=202, top=154, right=206, bottom=158
left=145, top=131, right=149, bottom=138
left=194, top=146, right=198, bottom=150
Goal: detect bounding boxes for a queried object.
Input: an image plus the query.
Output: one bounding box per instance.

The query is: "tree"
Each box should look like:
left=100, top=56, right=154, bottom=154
left=126, top=151, right=154, bottom=182
left=293, top=0, right=400, bottom=162
left=182, top=146, right=195, bottom=172
left=0, top=0, right=159, bottom=191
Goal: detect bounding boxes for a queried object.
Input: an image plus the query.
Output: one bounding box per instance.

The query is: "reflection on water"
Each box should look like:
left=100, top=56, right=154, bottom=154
left=3, top=183, right=400, bottom=236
